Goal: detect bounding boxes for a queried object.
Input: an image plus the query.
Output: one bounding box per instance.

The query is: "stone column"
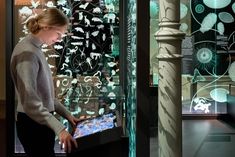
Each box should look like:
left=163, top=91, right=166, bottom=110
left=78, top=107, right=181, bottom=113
left=155, top=0, right=185, bottom=157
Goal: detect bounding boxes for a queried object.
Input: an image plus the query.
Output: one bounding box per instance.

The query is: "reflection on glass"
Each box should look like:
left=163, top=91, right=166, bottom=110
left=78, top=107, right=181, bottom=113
left=149, top=0, right=159, bottom=86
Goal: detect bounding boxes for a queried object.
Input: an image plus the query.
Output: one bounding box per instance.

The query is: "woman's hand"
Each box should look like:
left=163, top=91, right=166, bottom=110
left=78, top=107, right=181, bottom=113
left=67, top=114, right=90, bottom=129
left=59, top=129, right=78, bottom=153
left=67, top=115, right=80, bottom=128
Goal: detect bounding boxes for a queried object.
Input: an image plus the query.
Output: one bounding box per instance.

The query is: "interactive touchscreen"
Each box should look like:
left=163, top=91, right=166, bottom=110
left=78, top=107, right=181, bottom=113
left=73, top=112, right=117, bottom=139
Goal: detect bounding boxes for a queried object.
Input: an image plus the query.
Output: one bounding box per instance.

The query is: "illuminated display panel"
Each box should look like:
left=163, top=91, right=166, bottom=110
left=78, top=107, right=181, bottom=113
left=13, top=0, right=124, bottom=154
left=149, top=0, right=235, bottom=114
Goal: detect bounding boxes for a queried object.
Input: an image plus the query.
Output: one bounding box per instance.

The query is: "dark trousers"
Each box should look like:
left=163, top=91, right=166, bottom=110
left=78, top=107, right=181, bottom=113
left=16, top=112, right=56, bottom=157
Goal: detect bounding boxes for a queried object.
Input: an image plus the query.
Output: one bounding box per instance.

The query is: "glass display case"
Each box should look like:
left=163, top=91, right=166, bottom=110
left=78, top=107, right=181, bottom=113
left=7, top=0, right=151, bottom=157
left=12, top=0, right=129, bottom=155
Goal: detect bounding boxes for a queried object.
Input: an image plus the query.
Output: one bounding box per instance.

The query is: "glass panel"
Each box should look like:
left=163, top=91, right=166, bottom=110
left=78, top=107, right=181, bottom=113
left=149, top=1, right=158, bottom=157
left=149, top=0, right=231, bottom=115
left=149, top=0, right=159, bottom=87
left=125, top=0, right=137, bottom=157
left=14, top=0, right=123, bottom=154
left=182, top=0, right=232, bottom=114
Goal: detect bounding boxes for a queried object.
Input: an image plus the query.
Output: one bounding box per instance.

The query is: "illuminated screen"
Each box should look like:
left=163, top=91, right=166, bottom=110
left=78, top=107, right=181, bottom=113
left=73, top=112, right=117, bottom=139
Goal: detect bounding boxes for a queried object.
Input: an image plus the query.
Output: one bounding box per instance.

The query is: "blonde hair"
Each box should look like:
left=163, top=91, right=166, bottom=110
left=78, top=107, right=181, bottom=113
left=26, top=8, right=69, bottom=34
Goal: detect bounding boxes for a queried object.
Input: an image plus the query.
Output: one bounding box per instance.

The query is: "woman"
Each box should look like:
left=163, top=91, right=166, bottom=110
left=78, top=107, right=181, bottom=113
left=10, top=8, right=78, bottom=157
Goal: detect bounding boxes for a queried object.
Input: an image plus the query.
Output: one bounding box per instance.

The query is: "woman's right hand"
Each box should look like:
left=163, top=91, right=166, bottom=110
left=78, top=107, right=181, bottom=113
left=59, top=129, right=78, bottom=153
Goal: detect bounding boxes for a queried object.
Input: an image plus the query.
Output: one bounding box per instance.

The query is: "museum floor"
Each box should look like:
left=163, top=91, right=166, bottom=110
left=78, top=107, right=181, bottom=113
left=150, top=119, right=235, bottom=157
left=182, top=119, right=235, bottom=157
left=1, top=117, right=235, bottom=157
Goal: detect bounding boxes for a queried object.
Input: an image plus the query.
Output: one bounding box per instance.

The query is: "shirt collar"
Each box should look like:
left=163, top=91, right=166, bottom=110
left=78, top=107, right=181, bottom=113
left=28, top=34, right=44, bottom=49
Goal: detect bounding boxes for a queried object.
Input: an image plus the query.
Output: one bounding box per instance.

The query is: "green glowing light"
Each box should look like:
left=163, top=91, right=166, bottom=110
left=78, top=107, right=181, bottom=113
left=210, top=88, right=229, bottom=102
left=200, top=13, right=217, bottom=33
left=232, top=2, right=235, bottom=13
left=180, top=23, right=188, bottom=32
left=191, top=69, right=206, bottom=84
left=218, top=12, right=234, bottom=23
left=203, top=0, right=231, bottom=9
left=150, top=1, right=159, bottom=18
left=180, top=3, right=188, bottom=19
left=217, top=22, right=225, bottom=35
left=196, top=48, right=213, bottom=64
left=228, top=62, right=235, bottom=81
left=195, top=4, right=205, bottom=14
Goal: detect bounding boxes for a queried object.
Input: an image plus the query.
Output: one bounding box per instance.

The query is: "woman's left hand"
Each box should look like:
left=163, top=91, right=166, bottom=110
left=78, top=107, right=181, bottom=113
left=67, top=115, right=80, bottom=128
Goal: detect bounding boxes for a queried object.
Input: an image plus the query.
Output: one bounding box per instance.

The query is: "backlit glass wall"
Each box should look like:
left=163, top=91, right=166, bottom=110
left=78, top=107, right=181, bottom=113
left=125, top=0, right=137, bottom=157
left=150, top=0, right=235, bottom=114
left=13, top=0, right=125, bottom=154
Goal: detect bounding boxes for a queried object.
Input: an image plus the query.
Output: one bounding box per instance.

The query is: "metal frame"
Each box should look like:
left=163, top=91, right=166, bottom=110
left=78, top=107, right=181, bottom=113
left=6, top=0, right=15, bottom=157
left=136, top=0, right=150, bottom=157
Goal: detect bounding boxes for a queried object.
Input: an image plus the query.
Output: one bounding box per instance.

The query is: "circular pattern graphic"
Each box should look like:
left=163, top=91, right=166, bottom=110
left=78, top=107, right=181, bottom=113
left=196, top=48, right=213, bottom=64
left=195, top=4, right=205, bottom=14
